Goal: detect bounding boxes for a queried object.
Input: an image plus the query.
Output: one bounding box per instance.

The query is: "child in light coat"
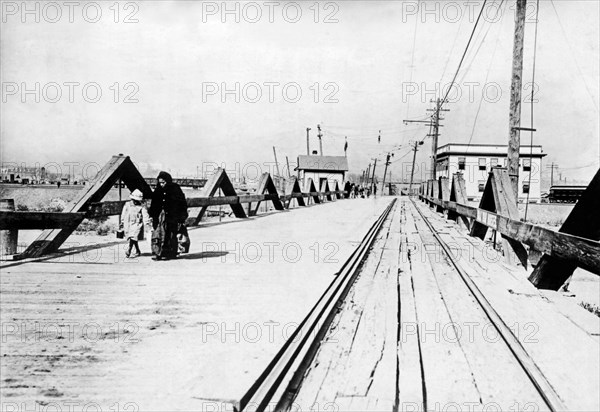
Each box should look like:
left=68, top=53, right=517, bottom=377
left=120, top=189, right=151, bottom=258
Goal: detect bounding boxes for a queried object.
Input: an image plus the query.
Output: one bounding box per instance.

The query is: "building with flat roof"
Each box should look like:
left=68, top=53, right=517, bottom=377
left=435, top=143, right=547, bottom=202
left=296, top=155, right=349, bottom=190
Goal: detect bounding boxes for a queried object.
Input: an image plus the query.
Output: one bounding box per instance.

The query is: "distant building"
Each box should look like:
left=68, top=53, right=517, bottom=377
left=296, top=154, right=349, bottom=190
left=435, top=143, right=547, bottom=202
left=548, top=184, right=587, bottom=203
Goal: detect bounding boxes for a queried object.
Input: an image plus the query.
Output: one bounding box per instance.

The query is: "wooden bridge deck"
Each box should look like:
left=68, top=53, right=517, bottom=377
left=1, top=197, right=598, bottom=411
left=293, top=199, right=599, bottom=412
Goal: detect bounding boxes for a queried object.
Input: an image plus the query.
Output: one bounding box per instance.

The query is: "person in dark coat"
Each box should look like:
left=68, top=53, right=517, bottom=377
left=149, top=171, right=188, bottom=260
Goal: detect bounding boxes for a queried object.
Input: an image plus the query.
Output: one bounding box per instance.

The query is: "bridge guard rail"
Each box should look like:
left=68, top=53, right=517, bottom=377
left=1, top=155, right=349, bottom=260
left=418, top=168, right=600, bottom=289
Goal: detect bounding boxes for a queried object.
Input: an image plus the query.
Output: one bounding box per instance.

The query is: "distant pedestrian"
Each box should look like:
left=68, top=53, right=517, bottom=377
left=57, top=181, right=61, bottom=188
left=149, top=171, right=188, bottom=261
left=344, top=181, right=351, bottom=199
left=120, top=189, right=150, bottom=258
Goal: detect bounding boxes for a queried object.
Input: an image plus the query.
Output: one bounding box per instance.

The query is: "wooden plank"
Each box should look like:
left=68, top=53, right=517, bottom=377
left=435, top=177, right=449, bottom=213
left=17, top=156, right=133, bottom=258
left=320, top=180, right=333, bottom=202
left=530, top=168, right=600, bottom=289
left=422, top=195, right=600, bottom=276
left=448, top=174, right=471, bottom=229
left=411, top=201, right=548, bottom=409
left=397, top=201, right=425, bottom=408
left=497, top=216, right=600, bottom=275
left=305, top=179, right=321, bottom=204
left=404, top=204, right=482, bottom=407
left=189, top=168, right=246, bottom=225
left=249, top=173, right=284, bottom=216
left=416, top=202, right=600, bottom=411
left=0, top=211, right=86, bottom=230
left=283, top=178, right=305, bottom=208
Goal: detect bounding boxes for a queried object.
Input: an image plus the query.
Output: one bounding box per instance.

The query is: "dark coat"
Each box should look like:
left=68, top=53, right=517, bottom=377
left=149, top=172, right=188, bottom=226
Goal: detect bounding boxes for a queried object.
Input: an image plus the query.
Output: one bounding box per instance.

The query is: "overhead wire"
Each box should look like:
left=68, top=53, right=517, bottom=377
left=405, top=11, right=419, bottom=119
left=524, top=0, right=540, bottom=221
left=550, top=0, right=599, bottom=111
left=439, top=0, right=488, bottom=109
left=466, top=0, right=506, bottom=147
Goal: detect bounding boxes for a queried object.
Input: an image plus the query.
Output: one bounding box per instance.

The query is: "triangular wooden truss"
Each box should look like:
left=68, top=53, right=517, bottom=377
left=436, top=177, right=449, bottom=213
left=249, top=172, right=285, bottom=216
left=430, top=179, right=439, bottom=209
left=448, top=173, right=470, bottom=229
left=17, top=155, right=152, bottom=259
left=334, top=182, right=342, bottom=200
left=320, top=180, right=333, bottom=202
left=283, top=177, right=306, bottom=208
left=469, top=168, right=528, bottom=267
left=190, top=168, right=247, bottom=224
left=305, top=178, right=321, bottom=204
left=529, top=168, right=600, bottom=290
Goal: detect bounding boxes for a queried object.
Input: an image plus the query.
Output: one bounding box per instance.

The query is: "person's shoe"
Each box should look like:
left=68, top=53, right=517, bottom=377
left=125, top=251, right=131, bottom=258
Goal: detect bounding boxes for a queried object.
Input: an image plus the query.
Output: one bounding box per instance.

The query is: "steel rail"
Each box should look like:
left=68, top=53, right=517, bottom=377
left=237, top=199, right=397, bottom=412
left=410, top=199, right=567, bottom=412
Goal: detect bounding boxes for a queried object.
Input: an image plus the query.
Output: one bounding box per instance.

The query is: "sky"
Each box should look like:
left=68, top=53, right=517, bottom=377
left=1, top=0, right=599, bottom=185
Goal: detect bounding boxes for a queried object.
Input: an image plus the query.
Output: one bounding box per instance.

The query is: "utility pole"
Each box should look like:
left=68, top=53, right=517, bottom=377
left=272, top=146, right=281, bottom=178
left=361, top=170, right=365, bottom=185
left=370, top=158, right=378, bottom=195
left=366, top=164, right=371, bottom=187
left=409, top=140, right=424, bottom=196
left=381, top=152, right=393, bottom=196
left=306, top=127, right=311, bottom=155
left=547, top=162, right=559, bottom=187
left=426, top=98, right=449, bottom=181
left=285, top=156, right=291, bottom=178
left=317, top=124, right=323, bottom=156
left=404, top=103, right=447, bottom=181
left=508, top=0, right=527, bottom=200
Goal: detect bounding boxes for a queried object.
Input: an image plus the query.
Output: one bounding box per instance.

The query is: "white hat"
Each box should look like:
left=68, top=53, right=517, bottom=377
left=130, top=189, right=143, bottom=201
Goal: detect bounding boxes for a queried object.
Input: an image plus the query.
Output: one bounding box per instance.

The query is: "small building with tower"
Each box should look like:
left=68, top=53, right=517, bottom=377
left=435, top=143, right=546, bottom=202
left=296, top=154, right=349, bottom=190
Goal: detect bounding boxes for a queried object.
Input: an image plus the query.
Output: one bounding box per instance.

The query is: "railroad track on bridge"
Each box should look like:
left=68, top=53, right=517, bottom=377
left=237, top=197, right=583, bottom=411
left=410, top=199, right=566, bottom=412
left=236, top=199, right=397, bottom=412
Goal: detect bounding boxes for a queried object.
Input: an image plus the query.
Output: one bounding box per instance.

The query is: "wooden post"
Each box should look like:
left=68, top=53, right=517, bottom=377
left=470, top=168, right=529, bottom=267
left=0, top=199, right=18, bottom=256
left=448, top=173, right=470, bottom=229
left=370, top=158, right=378, bottom=195
left=437, top=177, right=450, bottom=214
left=508, top=0, right=527, bottom=199
left=529, top=168, right=600, bottom=290
left=272, top=146, right=281, bottom=179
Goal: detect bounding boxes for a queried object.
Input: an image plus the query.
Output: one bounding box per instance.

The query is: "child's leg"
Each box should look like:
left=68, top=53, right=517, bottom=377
left=133, top=240, right=141, bottom=255
left=126, top=239, right=134, bottom=257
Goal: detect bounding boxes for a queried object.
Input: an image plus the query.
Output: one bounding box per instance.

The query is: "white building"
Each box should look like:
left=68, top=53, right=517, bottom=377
left=296, top=155, right=348, bottom=191
left=435, top=143, right=546, bottom=202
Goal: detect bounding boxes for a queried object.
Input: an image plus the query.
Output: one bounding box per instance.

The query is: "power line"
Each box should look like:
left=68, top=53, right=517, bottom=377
left=524, top=0, right=540, bottom=221
left=406, top=12, right=419, bottom=119
left=439, top=12, right=465, bottom=85
left=466, top=0, right=506, bottom=147
left=440, top=0, right=488, bottom=109
left=550, top=0, right=599, bottom=111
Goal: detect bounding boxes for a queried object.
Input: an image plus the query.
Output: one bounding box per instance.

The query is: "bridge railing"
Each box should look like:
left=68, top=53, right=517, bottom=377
left=417, top=168, right=600, bottom=290
left=0, top=155, right=348, bottom=260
